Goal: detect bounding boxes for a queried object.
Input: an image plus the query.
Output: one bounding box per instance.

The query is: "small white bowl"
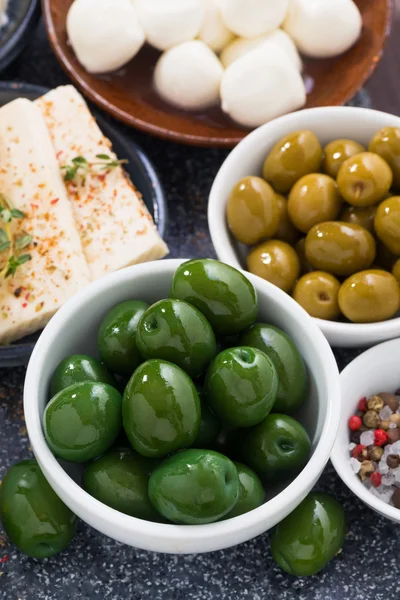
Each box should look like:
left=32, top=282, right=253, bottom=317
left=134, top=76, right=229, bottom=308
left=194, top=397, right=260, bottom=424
left=24, top=259, right=340, bottom=554
left=208, top=106, right=400, bottom=348
left=331, top=338, right=400, bottom=523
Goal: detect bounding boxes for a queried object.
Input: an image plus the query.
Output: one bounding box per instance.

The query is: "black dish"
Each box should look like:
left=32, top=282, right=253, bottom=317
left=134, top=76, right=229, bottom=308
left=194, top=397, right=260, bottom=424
left=0, top=82, right=168, bottom=367
left=0, top=0, right=41, bottom=72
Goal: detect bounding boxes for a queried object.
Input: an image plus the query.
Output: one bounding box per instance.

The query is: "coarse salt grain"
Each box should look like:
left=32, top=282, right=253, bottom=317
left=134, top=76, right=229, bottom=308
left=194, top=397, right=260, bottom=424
left=350, top=458, right=361, bottom=473
left=348, top=443, right=356, bottom=451
left=378, top=460, right=389, bottom=475
left=370, top=485, right=394, bottom=503
left=382, top=472, right=396, bottom=486
left=380, top=405, right=393, bottom=420
left=389, top=422, right=397, bottom=429
left=360, top=430, right=375, bottom=446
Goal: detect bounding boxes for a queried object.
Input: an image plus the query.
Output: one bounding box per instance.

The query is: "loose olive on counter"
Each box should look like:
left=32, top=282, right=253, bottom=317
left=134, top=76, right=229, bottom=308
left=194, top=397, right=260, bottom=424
left=247, top=240, right=300, bottom=293
left=305, top=222, right=376, bottom=277
left=369, top=126, right=400, bottom=190
left=374, top=196, right=400, bottom=255
left=263, top=130, right=323, bottom=194
left=275, top=194, right=301, bottom=245
left=337, top=152, right=392, bottom=207
left=293, top=272, right=341, bottom=321
left=338, top=269, right=400, bottom=323
left=322, top=138, right=366, bottom=179
left=226, top=176, right=280, bottom=245
left=393, top=259, right=400, bottom=283
left=288, top=173, right=342, bottom=233
left=339, top=205, right=377, bottom=233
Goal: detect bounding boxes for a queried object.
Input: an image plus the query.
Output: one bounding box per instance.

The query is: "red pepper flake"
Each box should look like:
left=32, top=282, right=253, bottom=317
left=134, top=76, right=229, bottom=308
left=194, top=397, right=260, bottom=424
left=56, top=151, right=63, bottom=159
left=0, top=555, right=8, bottom=564
left=50, top=198, right=59, bottom=205
left=98, top=173, right=106, bottom=182
left=358, top=397, right=367, bottom=412
left=25, top=293, right=30, bottom=301
left=351, top=444, right=366, bottom=459
left=30, top=203, right=39, bottom=210
left=370, top=472, right=382, bottom=488
left=348, top=415, right=362, bottom=431
left=374, top=429, right=388, bottom=447
left=22, top=303, right=28, bottom=308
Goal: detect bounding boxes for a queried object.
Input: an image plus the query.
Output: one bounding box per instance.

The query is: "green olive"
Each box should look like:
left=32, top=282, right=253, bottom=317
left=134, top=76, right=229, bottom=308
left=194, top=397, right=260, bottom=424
left=322, top=139, right=366, bottom=178
left=337, top=152, right=393, bottom=207
left=295, top=238, right=314, bottom=274
left=339, top=205, right=377, bottom=233
left=369, top=127, right=400, bottom=190
left=374, top=196, right=400, bottom=255
left=288, top=173, right=342, bottom=233
left=393, top=259, right=400, bottom=283
left=305, top=222, right=376, bottom=277
left=376, top=241, right=397, bottom=270
left=247, top=240, right=300, bottom=293
left=339, top=269, right=400, bottom=323
left=275, top=194, right=301, bottom=245
left=263, top=131, right=323, bottom=194
left=227, top=176, right=280, bottom=245
left=293, top=271, right=341, bottom=320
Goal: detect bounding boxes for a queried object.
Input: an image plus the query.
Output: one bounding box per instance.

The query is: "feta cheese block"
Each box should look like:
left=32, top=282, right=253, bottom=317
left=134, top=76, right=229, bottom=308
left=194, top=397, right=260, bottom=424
left=0, top=99, right=91, bottom=345
left=35, top=86, right=169, bottom=280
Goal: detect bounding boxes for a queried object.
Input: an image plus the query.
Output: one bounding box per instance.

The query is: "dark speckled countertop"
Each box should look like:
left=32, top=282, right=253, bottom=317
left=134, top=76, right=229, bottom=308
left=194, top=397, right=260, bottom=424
left=1, top=19, right=400, bottom=600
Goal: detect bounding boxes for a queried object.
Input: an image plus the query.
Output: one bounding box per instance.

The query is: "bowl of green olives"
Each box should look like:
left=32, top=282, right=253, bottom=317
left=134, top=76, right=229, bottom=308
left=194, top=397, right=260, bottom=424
left=23, top=258, right=339, bottom=554
left=208, top=107, right=400, bottom=347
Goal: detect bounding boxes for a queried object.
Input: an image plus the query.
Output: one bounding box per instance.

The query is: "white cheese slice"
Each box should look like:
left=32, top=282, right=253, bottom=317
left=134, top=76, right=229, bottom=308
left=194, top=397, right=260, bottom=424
left=0, top=99, right=91, bottom=345
left=35, top=86, right=169, bottom=280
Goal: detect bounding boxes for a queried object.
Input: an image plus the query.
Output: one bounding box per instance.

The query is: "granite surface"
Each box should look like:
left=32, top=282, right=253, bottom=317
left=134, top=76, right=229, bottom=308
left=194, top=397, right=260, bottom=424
left=1, top=19, right=399, bottom=600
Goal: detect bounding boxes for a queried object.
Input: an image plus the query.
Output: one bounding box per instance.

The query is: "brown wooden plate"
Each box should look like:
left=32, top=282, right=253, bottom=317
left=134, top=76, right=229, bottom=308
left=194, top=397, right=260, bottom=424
left=42, top=0, right=393, bottom=148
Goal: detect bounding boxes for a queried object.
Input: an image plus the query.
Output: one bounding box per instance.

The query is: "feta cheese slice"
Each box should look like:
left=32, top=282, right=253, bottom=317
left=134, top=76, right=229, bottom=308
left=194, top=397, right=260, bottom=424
left=0, top=99, right=91, bottom=345
left=35, top=86, right=169, bottom=281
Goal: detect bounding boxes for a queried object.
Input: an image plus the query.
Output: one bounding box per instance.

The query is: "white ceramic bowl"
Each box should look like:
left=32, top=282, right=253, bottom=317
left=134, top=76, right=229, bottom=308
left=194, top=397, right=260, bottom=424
left=331, top=338, right=400, bottom=523
left=208, top=106, right=400, bottom=348
left=24, top=259, right=340, bottom=554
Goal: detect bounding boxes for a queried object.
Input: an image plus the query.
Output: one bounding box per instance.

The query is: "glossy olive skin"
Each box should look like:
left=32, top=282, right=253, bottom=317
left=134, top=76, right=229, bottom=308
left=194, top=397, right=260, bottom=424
left=288, top=173, right=342, bottom=233
left=170, top=259, right=258, bottom=336
left=83, top=450, right=162, bottom=521
left=339, top=269, right=400, bottom=323
left=123, top=359, right=201, bottom=458
left=322, top=138, right=366, bottom=179
left=369, top=126, right=400, bottom=190
left=50, top=354, right=116, bottom=396
left=295, top=238, right=314, bottom=274
left=240, top=324, right=308, bottom=414
left=237, top=414, right=311, bottom=483
left=224, top=462, right=265, bottom=519
left=247, top=240, right=300, bottom=293
left=204, top=347, right=278, bottom=427
left=193, top=404, right=221, bottom=447
left=340, top=204, right=377, bottom=233
left=374, top=196, right=400, bottom=255
left=227, top=176, right=280, bottom=245
left=293, top=271, right=341, bottom=321
left=0, top=460, right=76, bottom=559
left=337, top=152, right=392, bottom=207
left=148, top=449, right=239, bottom=524
left=393, top=258, right=400, bottom=283
left=274, top=194, right=301, bottom=245
left=305, top=221, right=376, bottom=277
left=98, top=300, right=149, bottom=375
left=271, top=493, right=346, bottom=576
left=136, top=299, right=216, bottom=379
left=44, top=382, right=122, bottom=462
left=263, top=131, right=323, bottom=194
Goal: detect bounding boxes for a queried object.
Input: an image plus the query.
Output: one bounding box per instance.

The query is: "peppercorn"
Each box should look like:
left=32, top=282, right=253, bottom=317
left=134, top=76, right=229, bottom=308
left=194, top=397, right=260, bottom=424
left=351, top=444, right=366, bottom=459
left=390, top=414, right=400, bottom=425
left=387, top=454, right=400, bottom=469
left=392, top=488, right=400, bottom=509
left=368, top=395, right=384, bottom=412
left=358, top=397, right=367, bottom=412
left=350, top=430, right=361, bottom=445
left=349, top=415, right=363, bottom=431
left=359, top=460, right=374, bottom=481
left=370, top=472, right=382, bottom=488
left=379, top=393, right=399, bottom=413
left=363, top=410, right=380, bottom=429
left=369, top=446, right=384, bottom=462
left=387, top=428, right=400, bottom=444
left=374, top=429, right=388, bottom=447
left=380, top=420, right=390, bottom=430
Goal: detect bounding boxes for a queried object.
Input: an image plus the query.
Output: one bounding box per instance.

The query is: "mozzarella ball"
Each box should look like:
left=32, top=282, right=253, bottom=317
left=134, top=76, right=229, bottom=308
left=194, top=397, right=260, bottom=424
left=220, top=43, right=306, bottom=128
left=219, top=0, right=290, bottom=38
left=154, top=41, right=224, bottom=111
left=283, top=0, right=362, bottom=58
left=220, top=29, right=302, bottom=71
left=135, top=0, right=206, bottom=52
left=198, top=0, right=234, bottom=53
left=67, top=0, right=145, bottom=74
